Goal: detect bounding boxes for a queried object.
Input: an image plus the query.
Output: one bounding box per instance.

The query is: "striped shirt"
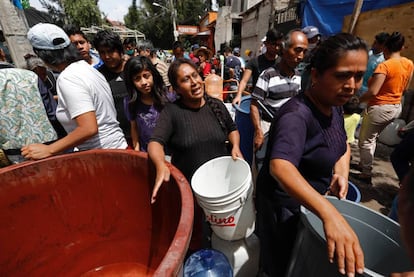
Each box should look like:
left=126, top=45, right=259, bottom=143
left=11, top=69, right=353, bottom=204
left=252, top=65, right=301, bottom=121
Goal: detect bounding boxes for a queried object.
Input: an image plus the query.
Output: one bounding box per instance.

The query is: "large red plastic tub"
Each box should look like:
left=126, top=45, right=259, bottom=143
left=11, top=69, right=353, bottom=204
left=0, top=150, right=193, bottom=276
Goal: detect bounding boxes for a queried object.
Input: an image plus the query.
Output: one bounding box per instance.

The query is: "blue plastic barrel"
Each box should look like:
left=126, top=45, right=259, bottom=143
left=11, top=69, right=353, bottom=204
left=233, top=95, right=254, bottom=166
left=346, top=181, right=361, bottom=203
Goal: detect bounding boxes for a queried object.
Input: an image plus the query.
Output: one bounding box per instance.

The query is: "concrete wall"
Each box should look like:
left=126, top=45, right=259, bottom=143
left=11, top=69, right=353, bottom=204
left=247, top=0, right=263, bottom=9
left=215, top=6, right=232, bottom=52
left=0, top=1, right=33, bottom=68
left=239, top=0, right=291, bottom=59
left=215, top=0, right=294, bottom=60
left=240, top=0, right=272, bottom=58
left=214, top=5, right=243, bottom=52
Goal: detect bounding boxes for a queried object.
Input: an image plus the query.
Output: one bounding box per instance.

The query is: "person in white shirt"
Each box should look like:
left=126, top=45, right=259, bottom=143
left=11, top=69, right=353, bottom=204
left=22, top=23, right=127, bottom=160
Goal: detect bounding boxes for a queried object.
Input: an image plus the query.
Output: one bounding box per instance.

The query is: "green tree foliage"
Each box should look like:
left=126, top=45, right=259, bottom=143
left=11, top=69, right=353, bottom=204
left=124, top=0, right=208, bottom=49
left=64, top=0, right=102, bottom=27
left=124, top=0, right=140, bottom=31
left=38, top=0, right=102, bottom=27
left=176, top=0, right=208, bottom=25
left=22, top=0, right=30, bottom=9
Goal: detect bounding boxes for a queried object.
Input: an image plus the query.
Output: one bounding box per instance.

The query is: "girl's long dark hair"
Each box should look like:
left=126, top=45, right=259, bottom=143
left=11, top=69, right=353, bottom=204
left=124, top=55, right=167, bottom=117
left=168, top=58, right=228, bottom=134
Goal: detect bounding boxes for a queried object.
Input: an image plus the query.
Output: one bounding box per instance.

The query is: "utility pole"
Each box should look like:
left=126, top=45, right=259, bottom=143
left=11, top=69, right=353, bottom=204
left=0, top=1, right=33, bottom=68
left=170, top=0, right=179, bottom=41
left=153, top=0, right=179, bottom=42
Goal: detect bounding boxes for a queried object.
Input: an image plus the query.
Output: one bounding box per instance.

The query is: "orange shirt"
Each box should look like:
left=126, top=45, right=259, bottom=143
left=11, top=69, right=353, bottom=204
left=368, top=57, right=413, bottom=106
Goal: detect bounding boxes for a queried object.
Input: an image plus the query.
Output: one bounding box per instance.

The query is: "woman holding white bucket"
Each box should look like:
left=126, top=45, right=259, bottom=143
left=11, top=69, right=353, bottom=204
left=255, top=33, right=367, bottom=277
left=148, top=58, right=243, bottom=251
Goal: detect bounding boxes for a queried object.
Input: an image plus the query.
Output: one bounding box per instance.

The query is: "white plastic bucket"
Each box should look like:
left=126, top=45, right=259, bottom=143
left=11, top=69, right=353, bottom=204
left=200, top=184, right=255, bottom=241
left=191, top=157, right=255, bottom=241
left=196, top=181, right=251, bottom=212
left=378, top=118, right=406, bottom=146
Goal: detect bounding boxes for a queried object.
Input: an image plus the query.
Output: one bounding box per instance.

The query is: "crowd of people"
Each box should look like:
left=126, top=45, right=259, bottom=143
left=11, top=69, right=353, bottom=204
left=1, top=21, right=413, bottom=277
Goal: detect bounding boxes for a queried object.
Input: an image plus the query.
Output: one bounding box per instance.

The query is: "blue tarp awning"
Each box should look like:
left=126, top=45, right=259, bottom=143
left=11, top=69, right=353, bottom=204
left=301, top=0, right=413, bottom=36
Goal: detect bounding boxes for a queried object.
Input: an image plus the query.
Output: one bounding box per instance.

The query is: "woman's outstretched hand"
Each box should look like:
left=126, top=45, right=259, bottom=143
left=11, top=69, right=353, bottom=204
left=323, top=210, right=365, bottom=277
left=151, top=163, right=170, bottom=204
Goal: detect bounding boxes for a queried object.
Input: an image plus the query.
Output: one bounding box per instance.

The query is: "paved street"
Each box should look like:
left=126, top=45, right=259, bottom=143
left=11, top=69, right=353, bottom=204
left=349, top=141, right=400, bottom=216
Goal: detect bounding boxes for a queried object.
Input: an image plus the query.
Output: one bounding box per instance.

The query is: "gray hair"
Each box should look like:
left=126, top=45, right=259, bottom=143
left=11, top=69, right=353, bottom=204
left=137, top=40, right=154, bottom=52
left=34, top=43, right=82, bottom=67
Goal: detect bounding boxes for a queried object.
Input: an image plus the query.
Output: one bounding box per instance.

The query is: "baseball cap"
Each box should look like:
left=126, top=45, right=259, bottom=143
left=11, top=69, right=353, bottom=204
left=27, top=23, right=71, bottom=50
left=233, top=47, right=240, bottom=54
left=301, top=26, right=320, bottom=39
left=192, top=44, right=200, bottom=51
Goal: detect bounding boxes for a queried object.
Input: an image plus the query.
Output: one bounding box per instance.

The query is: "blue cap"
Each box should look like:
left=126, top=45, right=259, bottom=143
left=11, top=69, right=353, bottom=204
left=301, top=26, right=320, bottom=39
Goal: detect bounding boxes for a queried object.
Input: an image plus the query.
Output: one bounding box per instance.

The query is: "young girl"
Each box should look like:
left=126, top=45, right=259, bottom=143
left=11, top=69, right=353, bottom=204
left=124, top=56, right=175, bottom=152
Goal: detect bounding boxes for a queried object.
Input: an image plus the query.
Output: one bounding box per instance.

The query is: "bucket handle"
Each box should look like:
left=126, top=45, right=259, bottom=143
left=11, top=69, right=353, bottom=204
left=238, top=193, right=249, bottom=205
left=363, top=268, right=384, bottom=277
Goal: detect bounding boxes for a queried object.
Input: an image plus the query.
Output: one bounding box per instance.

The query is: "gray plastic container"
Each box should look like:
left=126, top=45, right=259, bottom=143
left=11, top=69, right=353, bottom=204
left=287, top=197, right=414, bottom=277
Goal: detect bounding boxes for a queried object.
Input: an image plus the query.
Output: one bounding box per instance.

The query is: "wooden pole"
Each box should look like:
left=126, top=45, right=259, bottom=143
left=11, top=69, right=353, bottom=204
left=348, top=0, right=364, bottom=34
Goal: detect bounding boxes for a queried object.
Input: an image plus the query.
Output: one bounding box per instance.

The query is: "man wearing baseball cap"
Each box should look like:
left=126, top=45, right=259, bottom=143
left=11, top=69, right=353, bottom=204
left=299, top=26, right=322, bottom=90
left=22, top=23, right=127, bottom=160
left=301, top=25, right=321, bottom=52
left=233, top=47, right=245, bottom=70
left=25, top=54, right=66, bottom=139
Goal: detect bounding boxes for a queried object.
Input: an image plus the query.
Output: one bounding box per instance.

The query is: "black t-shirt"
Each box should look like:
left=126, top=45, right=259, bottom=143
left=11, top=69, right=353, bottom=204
left=246, top=54, right=278, bottom=89
left=98, top=66, right=130, bottom=141
left=150, top=97, right=237, bottom=180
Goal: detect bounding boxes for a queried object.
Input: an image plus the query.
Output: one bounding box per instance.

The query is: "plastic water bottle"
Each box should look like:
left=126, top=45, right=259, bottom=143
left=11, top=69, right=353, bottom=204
left=183, top=249, right=233, bottom=277
left=205, top=72, right=223, bottom=100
